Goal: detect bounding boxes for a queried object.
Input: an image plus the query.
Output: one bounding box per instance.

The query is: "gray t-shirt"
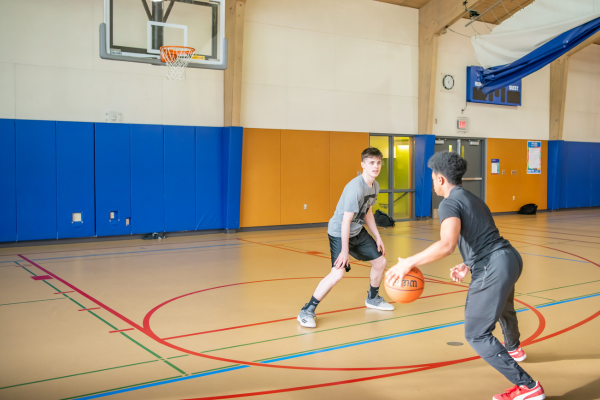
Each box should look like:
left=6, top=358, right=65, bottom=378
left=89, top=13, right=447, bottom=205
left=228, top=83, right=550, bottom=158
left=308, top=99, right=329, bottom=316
left=438, top=186, right=510, bottom=267
left=328, top=175, right=379, bottom=238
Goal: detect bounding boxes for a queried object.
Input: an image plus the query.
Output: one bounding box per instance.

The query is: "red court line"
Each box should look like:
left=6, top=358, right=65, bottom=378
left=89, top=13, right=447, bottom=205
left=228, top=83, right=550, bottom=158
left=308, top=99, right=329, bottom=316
left=182, top=366, right=437, bottom=400
left=4, top=230, right=332, bottom=258
left=54, top=291, right=74, bottom=294
left=495, top=224, right=600, bottom=239
left=18, top=255, right=145, bottom=332
left=79, top=307, right=101, bottom=311
left=511, top=240, right=600, bottom=268
left=31, top=275, right=53, bottom=281
left=238, top=238, right=373, bottom=268
left=162, top=287, right=470, bottom=340
left=109, top=328, right=134, bottom=333
left=14, top=241, right=599, bottom=398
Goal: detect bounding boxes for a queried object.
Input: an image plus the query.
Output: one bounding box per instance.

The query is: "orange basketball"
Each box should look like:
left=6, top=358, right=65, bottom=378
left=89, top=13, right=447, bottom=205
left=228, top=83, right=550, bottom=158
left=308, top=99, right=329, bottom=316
left=384, top=267, right=425, bottom=304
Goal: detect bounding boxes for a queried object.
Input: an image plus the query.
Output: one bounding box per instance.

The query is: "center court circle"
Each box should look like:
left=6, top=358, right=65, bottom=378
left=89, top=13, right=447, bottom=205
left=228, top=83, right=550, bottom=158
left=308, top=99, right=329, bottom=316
left=142, top=276, right=546, bottom=372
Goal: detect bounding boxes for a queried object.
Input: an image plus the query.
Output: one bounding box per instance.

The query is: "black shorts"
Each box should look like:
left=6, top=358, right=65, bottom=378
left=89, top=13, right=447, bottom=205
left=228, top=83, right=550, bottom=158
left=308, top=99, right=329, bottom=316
left=328, top=227, right=382, bottom=272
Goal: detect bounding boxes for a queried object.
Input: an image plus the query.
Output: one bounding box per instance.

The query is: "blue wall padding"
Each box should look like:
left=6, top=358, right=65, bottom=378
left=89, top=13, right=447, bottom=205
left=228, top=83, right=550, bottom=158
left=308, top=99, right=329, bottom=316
left=164, top=125, right=196, bottom=232
left=131, top=124, right=165, bottom=234
left=0, top=119, right=17, bottom=242
left=548, top=141, right=600, bottom=210
left=547, top=140, right=563, bottom=210
left=591, top=144, right=600, bottom=207
left=566, top=143, right=592, bottom=208
left=95, top=123, right=132, bottom=236
left=196, top=127, right=224, bottom=230
left=414, top=135, right=435, bottom=218
left=223, top=127, right=243, bottom=230
left=16, top=120, right=57, bottom=241
left=56, top=122, right=96, bottom=239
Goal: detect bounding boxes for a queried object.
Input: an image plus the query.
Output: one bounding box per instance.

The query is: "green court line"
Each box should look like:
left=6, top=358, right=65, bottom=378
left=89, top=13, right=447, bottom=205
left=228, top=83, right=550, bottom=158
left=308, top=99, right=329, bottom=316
left=533, top=290, right=600, bottom=307
left=254, top=319, right=465, bottom=363
left=423, top=273, right=471, bottom=285
left=0, top=360, right=159, bottom=390
left=527, top=279, right=600, bottom=295
left=0, top=298, right=66, bottom=306
left=189, top=319, right=470, bottom=376
left=17, top=264, right=187, bottom=376
left=61, top=376, right=181, bottom=400
left=521, top=293, right=555, bottom=302
left=52, top=295, right=589, bottom=400
left=202, top=304, right=466, bottom=354
left=166, top=354, right=190, bottom=360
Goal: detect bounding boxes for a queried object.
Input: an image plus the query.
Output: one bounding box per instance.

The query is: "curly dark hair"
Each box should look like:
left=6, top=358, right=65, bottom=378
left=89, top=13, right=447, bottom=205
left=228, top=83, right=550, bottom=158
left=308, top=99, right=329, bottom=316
left=361, top=147, right=383, bottom=161
left=427, top=151, right=468, bottom=185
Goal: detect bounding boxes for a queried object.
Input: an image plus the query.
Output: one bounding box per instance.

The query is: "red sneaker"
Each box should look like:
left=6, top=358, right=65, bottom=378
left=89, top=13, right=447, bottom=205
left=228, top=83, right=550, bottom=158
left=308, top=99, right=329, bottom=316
left=508, top=347, right=527, bottom=362
left=493, top=382, right=545, bottom=400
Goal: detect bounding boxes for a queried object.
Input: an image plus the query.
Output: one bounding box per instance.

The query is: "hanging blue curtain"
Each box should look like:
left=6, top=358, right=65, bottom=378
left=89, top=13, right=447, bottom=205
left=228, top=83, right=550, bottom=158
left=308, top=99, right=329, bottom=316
left=478, top=17, right=600, bottom=95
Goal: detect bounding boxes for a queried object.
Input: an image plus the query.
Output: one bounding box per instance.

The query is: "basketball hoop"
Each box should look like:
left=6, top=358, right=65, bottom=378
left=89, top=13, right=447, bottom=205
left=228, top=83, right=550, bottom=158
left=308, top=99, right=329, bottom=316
left=160, top=46, right=196, bottom=80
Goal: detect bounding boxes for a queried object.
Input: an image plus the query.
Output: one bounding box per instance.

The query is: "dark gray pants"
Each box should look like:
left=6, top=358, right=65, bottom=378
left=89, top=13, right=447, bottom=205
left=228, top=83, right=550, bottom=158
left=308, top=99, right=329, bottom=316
left=465, top=245, right=534, bottom=386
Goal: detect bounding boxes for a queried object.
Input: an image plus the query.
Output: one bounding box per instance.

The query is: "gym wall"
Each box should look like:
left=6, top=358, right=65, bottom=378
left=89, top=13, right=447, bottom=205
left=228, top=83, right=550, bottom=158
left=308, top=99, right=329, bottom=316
left=562, top=45, right=600, bottom=143
left=240, top=129, right=369, bottom=228
left=435, top=20, right=550, bottom=140
left=240, top=0, right=418, bottom=134
left=0, top=0, right=224, bottom=126
left=0, top=120, right=243, bottom=242
left=486, top=139, right=548, bottom=213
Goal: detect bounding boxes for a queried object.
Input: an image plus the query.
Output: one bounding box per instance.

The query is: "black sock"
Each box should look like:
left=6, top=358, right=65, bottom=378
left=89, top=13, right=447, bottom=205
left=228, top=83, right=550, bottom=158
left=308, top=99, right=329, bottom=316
left=302, top=296, right=320, bottom=313
left=369, top=285, right=379, bottom=299
left=525, top=381, right=536, bottom=389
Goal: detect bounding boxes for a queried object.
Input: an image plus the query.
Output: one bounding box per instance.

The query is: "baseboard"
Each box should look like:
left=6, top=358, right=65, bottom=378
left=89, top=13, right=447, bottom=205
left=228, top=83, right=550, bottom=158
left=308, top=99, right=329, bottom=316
left=238, top=222, right=329, bottom=232
left=0, top=229, right=227, bottom=248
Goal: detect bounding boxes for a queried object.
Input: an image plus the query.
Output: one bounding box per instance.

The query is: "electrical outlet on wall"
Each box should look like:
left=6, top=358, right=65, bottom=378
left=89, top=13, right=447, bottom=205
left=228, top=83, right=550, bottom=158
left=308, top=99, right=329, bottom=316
left=304, top=204, right=307, bottom=210
left=105, top=111, right=122, bottom=123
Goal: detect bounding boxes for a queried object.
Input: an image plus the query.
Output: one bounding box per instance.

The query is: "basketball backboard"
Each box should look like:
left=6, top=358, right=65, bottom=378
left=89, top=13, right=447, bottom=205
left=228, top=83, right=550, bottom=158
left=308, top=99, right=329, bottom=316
left=100, top=0, right=227, bottom=70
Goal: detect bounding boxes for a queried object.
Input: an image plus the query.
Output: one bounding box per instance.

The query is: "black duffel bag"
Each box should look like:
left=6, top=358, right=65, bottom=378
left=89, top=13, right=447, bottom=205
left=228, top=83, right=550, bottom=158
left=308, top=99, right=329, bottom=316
left=374, top=210, right=395, bottom=227
left=518, top=203, right=538, bottom=215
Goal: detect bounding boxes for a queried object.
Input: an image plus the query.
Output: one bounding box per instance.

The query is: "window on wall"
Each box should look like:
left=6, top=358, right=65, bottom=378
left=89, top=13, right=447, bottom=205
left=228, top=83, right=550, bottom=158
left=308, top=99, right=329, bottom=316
left=370, top=135, right=414, bottom=221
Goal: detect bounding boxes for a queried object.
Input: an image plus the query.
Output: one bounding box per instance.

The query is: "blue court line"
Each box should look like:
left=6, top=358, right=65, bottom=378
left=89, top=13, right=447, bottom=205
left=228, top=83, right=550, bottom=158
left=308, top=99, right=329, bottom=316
left=380, top=233, right=435, bottom=242
left=520, top=253, right=588, bottom=263
left=72, top=291, right=600, bottom=400
left=0, top=243, right=248, bottom=264
left=0, top=236, right=326, bottom=264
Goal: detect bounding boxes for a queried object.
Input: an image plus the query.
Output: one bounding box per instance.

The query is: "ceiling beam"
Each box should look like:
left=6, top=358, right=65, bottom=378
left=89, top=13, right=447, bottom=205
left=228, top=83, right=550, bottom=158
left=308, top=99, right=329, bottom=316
left=418, top=0, right=484, bottom=135
left=549, top=29, right=600, bottom=141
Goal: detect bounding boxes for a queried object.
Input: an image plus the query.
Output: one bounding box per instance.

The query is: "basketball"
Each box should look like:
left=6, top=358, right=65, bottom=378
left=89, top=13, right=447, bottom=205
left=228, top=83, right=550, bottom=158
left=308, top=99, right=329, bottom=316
left=385, top=267, right=425, bottom=304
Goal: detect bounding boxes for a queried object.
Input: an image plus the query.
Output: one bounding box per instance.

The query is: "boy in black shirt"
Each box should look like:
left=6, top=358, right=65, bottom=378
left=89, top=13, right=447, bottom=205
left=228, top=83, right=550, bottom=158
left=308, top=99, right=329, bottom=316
left=386, top=151, right=545, bottom=400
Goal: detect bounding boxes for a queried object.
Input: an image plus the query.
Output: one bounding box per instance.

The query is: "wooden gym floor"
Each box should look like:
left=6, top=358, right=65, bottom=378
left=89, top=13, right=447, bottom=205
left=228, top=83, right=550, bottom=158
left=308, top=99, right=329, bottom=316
left=1, top=209, right=599, bottom=400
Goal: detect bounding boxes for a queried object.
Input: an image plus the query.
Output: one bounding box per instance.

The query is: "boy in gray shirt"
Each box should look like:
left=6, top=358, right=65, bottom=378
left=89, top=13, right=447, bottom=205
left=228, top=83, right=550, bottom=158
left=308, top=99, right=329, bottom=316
left=297, top=148, right=394, bottom=329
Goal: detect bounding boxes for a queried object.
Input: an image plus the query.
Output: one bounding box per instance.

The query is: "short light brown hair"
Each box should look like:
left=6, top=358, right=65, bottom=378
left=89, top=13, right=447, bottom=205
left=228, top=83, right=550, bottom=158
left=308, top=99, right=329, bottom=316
left=361, top=147, right=383, bottom=162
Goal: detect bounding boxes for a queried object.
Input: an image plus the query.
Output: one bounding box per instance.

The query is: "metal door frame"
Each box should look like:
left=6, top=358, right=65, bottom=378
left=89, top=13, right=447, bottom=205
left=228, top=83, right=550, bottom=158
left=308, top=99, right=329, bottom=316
left=370, top=133, right=416, bottom=222
left=431, top=137, right=487, bottom=216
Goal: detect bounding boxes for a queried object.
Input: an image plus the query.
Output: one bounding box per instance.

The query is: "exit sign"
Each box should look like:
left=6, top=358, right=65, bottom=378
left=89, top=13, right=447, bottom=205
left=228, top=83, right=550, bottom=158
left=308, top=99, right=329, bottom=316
left=457, top=117, right=469, bottom=133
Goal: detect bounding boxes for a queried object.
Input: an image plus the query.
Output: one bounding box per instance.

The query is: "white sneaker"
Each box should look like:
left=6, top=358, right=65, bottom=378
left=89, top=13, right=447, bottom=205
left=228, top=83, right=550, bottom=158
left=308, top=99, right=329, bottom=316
left=297, top=307, right=317, bottom=328
left=365, top=293, right=395, bottom=311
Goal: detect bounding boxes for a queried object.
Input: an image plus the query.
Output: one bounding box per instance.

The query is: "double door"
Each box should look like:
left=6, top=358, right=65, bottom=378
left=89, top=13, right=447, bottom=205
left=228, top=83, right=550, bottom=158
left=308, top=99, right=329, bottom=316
left=432, top=138, right=485, bottom=214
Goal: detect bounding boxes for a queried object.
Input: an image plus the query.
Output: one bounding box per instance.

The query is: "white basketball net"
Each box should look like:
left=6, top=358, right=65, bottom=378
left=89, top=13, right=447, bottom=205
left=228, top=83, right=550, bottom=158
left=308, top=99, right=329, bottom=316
left=160, top=46, right=195, bottom=80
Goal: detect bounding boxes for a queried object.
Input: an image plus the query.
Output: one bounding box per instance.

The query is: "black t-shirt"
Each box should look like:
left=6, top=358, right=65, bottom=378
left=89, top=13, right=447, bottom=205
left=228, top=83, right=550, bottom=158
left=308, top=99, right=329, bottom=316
left=438, top=186, right=510, bottom=267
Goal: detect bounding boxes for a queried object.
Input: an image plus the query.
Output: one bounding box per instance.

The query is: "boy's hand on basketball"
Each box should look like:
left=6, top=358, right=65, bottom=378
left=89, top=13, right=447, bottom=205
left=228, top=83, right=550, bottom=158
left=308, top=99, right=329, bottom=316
left=334, top=250, right=350, bottom=270
left=450, top=263, right=469, bottom=282
left=376, top=237, right=385, bottom=255
left=385, top=258, right=414, bottom=285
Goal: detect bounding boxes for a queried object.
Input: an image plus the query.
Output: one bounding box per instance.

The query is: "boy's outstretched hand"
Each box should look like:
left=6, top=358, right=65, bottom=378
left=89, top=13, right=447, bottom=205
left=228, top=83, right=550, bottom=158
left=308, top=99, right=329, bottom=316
left=385, top=257, right=414, bottom=285
left=450, top=263, right=469, bottom=283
